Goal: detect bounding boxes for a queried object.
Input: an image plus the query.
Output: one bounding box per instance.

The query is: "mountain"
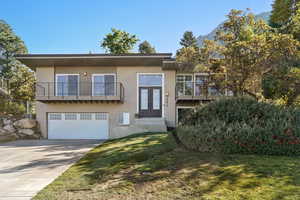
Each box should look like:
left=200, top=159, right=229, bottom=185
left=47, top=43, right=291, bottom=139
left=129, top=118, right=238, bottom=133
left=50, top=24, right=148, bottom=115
left=197, top=12, right=271, bottom=47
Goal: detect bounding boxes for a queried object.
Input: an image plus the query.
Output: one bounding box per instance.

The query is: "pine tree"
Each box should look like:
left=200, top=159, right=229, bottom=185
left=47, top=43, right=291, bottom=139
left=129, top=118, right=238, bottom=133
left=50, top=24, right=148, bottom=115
left=179, top=31, right=198, bottom=48
left=138, top=41, right=156, bottom=54
left=269, top=0, right=300, bottom=28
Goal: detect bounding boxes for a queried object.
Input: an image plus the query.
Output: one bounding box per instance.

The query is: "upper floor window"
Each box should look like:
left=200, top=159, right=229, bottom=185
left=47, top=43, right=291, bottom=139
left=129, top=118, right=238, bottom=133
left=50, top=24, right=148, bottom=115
left=56, top=74, right=79, bottom=96
left=92, top=74, right=116, bottom=96
left=195, top=74, right=208, bottom=96
left=176, top=75, right=193, bottom=96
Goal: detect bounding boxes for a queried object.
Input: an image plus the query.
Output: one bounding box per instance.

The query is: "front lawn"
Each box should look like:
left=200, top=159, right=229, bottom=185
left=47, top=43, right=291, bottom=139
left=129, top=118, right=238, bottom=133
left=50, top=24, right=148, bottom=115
left=34, top=133, right=300, bottom=200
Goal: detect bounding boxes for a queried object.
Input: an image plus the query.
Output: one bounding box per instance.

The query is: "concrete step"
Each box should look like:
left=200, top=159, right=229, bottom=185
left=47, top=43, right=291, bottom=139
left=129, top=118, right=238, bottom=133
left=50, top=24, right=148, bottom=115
left=134, top=118, right=167, bottom=132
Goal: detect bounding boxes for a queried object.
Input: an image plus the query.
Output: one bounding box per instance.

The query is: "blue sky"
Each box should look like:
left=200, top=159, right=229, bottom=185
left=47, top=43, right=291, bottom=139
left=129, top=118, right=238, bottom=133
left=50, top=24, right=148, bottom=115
left=2, top=0, right=273, bottom=55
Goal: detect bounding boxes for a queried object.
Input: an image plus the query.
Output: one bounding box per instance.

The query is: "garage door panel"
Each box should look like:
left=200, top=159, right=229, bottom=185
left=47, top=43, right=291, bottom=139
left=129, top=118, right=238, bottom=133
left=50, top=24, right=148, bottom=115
left=48, top=113, right=108, bottom=139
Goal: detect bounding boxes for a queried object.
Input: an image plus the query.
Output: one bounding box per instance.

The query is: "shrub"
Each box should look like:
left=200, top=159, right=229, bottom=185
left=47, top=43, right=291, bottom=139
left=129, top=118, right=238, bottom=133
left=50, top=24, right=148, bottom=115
left=0, top=99, right=26, bottom=116
left=176, top=97, right=300, bottom=156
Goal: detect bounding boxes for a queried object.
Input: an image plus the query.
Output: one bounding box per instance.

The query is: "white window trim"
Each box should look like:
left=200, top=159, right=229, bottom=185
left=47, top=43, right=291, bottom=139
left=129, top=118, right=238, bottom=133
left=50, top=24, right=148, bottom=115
left=92, top=73, right=116, bottom=96
left=138, top=74, right=164, bottom=87
left=120, top=112, right=130, bottom=125
left=176, top=74, right=193, bottom=96
left=176, top=106, right=195, bottom=125
left=55, top=74, right=80, bottom=96
left=136, top=73, right=165, bottom=118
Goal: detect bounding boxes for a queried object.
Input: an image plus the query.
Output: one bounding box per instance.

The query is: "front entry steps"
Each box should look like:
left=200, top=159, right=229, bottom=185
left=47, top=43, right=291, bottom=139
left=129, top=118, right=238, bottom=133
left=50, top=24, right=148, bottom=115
left=134, top=118, right=167, bottom=133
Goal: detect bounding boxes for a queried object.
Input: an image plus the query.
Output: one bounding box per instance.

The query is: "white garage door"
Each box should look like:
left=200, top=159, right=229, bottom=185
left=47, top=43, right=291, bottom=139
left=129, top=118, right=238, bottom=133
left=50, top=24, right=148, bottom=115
left=48, top=113, right=108, bottom=139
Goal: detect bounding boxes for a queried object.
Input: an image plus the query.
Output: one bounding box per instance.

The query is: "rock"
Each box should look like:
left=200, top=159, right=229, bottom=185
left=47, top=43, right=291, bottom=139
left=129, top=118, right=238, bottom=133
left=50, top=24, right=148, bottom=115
left=14, top=119, right=37, bottom=129
left=0, top=128, right=8, bottom=136
left=3, top=119, right=12, bottom=125
left=18, top=129, right=35, bottom=136
left=3, top=124, right=16, bottom=133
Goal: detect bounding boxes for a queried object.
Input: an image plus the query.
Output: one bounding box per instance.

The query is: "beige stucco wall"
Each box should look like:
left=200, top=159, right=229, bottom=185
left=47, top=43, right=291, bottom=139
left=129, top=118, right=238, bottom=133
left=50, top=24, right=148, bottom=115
left=36, top=65, right=176, bottom=139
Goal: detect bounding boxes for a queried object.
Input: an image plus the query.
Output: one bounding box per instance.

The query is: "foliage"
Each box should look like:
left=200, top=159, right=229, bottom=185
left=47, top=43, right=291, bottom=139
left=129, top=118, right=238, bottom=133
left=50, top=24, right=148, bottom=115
left=177, top=97, right=300, bottom=156
left=138, top=40, right=156, bottom=54
left=179, top=31, right=198, bottom=48
left=0, top=20, right=35, bottom=101
left=0, top=20, right=27, bottom=78
left=176, top=31, right=200, bottom=69
left=198, top=10, right=299, bottom=99
left=101, top=28, right=139, bottom=54
left=262, top=2, right=300, bottom=105
left=0, top=99, right=26, bottom=116
left=262, top=66, right=300, bottom=106
left=269, top=0, right=296, bottom=28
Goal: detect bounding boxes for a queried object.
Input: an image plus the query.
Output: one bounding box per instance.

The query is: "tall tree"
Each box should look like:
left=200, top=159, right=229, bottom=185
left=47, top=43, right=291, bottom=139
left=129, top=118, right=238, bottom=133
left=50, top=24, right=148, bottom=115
left=0, top=20, right=27, bottom=78
left=176, top=31, right=200, bottom=67
left=138, top=41, right=156, bottom=54
left=263, top=2, right=300, bottom=105
left=179, top=31, right=198, bottom=48
left=269, top=0, right=300, bottom=28
left=0, top=20, right=35, bottom=101
left=101, top=28, right=139, bottom=54
left=200, top=9, right=299, bottom=99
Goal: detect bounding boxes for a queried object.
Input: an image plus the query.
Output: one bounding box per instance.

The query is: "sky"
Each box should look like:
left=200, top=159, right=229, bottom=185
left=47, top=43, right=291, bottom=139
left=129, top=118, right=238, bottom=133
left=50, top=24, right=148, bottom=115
left=1, top=0, right=273, bottom=55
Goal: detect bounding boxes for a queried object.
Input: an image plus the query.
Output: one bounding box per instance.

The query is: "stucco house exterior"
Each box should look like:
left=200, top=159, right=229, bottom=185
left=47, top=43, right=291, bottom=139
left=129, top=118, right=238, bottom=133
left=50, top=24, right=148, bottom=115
left=16, top=53, right=225, bottom=140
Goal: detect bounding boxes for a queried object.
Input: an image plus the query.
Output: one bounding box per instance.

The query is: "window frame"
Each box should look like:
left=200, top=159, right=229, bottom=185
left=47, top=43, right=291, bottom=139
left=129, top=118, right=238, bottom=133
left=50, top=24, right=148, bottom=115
left=55, top=74, right=80, bottom=96
left=176, top=74, right=193, bottom=96
left=92, top=73, right=116, bottom=96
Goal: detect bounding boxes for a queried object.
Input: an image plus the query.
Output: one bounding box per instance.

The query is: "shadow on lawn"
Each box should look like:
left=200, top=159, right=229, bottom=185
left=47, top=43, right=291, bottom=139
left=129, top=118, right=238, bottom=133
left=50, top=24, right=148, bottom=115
left=74, top=133, right=300, bottom=199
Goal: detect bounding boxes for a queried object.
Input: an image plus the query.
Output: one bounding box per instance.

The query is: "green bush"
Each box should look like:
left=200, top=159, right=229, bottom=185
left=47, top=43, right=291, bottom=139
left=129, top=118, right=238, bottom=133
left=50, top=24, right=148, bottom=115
left=0, top=99, right=26, bottom=116
left=176, top=97, right=300, bottom=156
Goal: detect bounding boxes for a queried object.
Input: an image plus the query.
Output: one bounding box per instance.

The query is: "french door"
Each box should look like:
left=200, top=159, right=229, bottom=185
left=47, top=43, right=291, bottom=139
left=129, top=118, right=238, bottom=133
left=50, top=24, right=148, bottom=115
left=139, top=87, right=162, bottom=118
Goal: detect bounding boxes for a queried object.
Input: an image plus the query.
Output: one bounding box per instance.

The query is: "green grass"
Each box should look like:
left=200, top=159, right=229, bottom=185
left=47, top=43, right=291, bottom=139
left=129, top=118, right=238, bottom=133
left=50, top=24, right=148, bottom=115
left=34, top=133, right=300, bottom=200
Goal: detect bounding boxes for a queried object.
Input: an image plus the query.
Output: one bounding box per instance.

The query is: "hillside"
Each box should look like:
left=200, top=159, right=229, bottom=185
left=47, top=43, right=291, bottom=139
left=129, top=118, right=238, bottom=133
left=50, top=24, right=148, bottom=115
left=197, top=11, right=271, bottom=47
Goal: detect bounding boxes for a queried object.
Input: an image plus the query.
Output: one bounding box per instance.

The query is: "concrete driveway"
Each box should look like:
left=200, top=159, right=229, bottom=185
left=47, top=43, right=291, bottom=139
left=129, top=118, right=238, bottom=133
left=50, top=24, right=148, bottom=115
left=0, top=140, right=101, bottom=200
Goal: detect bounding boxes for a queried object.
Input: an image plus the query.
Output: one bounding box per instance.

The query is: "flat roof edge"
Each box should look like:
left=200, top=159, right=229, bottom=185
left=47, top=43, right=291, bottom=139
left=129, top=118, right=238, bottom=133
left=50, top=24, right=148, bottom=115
left=15, top=53, right=172, bottom=59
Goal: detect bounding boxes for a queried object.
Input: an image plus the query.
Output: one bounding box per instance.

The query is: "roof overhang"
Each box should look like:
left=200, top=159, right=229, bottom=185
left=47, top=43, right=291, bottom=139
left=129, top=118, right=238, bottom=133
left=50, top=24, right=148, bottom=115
left=15, top=53, right=173, bottom=70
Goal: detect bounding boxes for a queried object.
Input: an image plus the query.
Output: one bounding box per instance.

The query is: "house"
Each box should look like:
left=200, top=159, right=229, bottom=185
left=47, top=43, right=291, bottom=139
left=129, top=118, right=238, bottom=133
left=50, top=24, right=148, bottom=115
left=16, top=53, right=226, bottom=140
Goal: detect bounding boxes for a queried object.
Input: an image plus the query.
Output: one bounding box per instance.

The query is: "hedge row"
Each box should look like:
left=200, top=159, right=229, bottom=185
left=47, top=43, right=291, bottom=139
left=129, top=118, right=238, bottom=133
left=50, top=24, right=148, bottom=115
left=176, top=97, right=300, bottom=156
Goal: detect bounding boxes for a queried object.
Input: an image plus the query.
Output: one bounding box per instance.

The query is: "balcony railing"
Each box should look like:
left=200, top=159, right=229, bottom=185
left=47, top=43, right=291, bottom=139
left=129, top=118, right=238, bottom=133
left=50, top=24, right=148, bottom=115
left=36, top=82, right=124, bottom=102
left=176, top=81, right=230, bottom=101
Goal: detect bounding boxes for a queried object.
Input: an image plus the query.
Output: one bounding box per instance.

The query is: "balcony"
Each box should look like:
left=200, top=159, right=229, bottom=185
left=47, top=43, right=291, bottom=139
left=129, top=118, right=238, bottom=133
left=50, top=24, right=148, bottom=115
left=36, top=82, right=124, bottom=103
left=176, top=81, right=230, bottom=102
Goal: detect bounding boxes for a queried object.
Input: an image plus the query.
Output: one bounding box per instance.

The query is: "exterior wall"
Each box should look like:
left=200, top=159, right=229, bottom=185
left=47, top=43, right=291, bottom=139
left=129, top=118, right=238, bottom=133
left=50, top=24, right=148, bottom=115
left=36, top=65, right=176, bottom=139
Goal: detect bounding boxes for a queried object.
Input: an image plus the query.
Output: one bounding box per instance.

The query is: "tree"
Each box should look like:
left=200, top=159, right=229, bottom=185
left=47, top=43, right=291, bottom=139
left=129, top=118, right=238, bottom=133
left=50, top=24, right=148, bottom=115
left=263, top=3, right=300, bottom=105
left=176, top=31, right=200, bottom=67
left=179, top=31, right=198, bottom=48
left=200, top=10, right=299, bottom=99
left=138, top=41, right=156, bottom=54
left=0, top=20, right=35, bottom=101
left=0, top=20, right=27, bottom=78
left=269, top=0, right=300, bottom=28
left=101, top=28, right=139, bottom=54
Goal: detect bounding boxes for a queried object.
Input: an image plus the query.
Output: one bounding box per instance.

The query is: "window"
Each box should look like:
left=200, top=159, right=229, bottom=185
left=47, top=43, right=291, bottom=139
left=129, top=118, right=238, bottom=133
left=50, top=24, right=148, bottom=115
left=65, top=113, right=77, bottom=120
left=49, top=113, right=62, bottom=120
left=139, top=75, right=162, bottom=86
left=176, top=75, right=193, bottom=96
left=195, top=75, right=208, bottom=96
left=119, top=112, right=130, bottom=125
left=95, top=113, right=108, bottom=120
left=56, top=74, right=79, bottom=96
left=80, top=113, right=92, bottom=120
left=92, top=74, right=116, bottom=96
